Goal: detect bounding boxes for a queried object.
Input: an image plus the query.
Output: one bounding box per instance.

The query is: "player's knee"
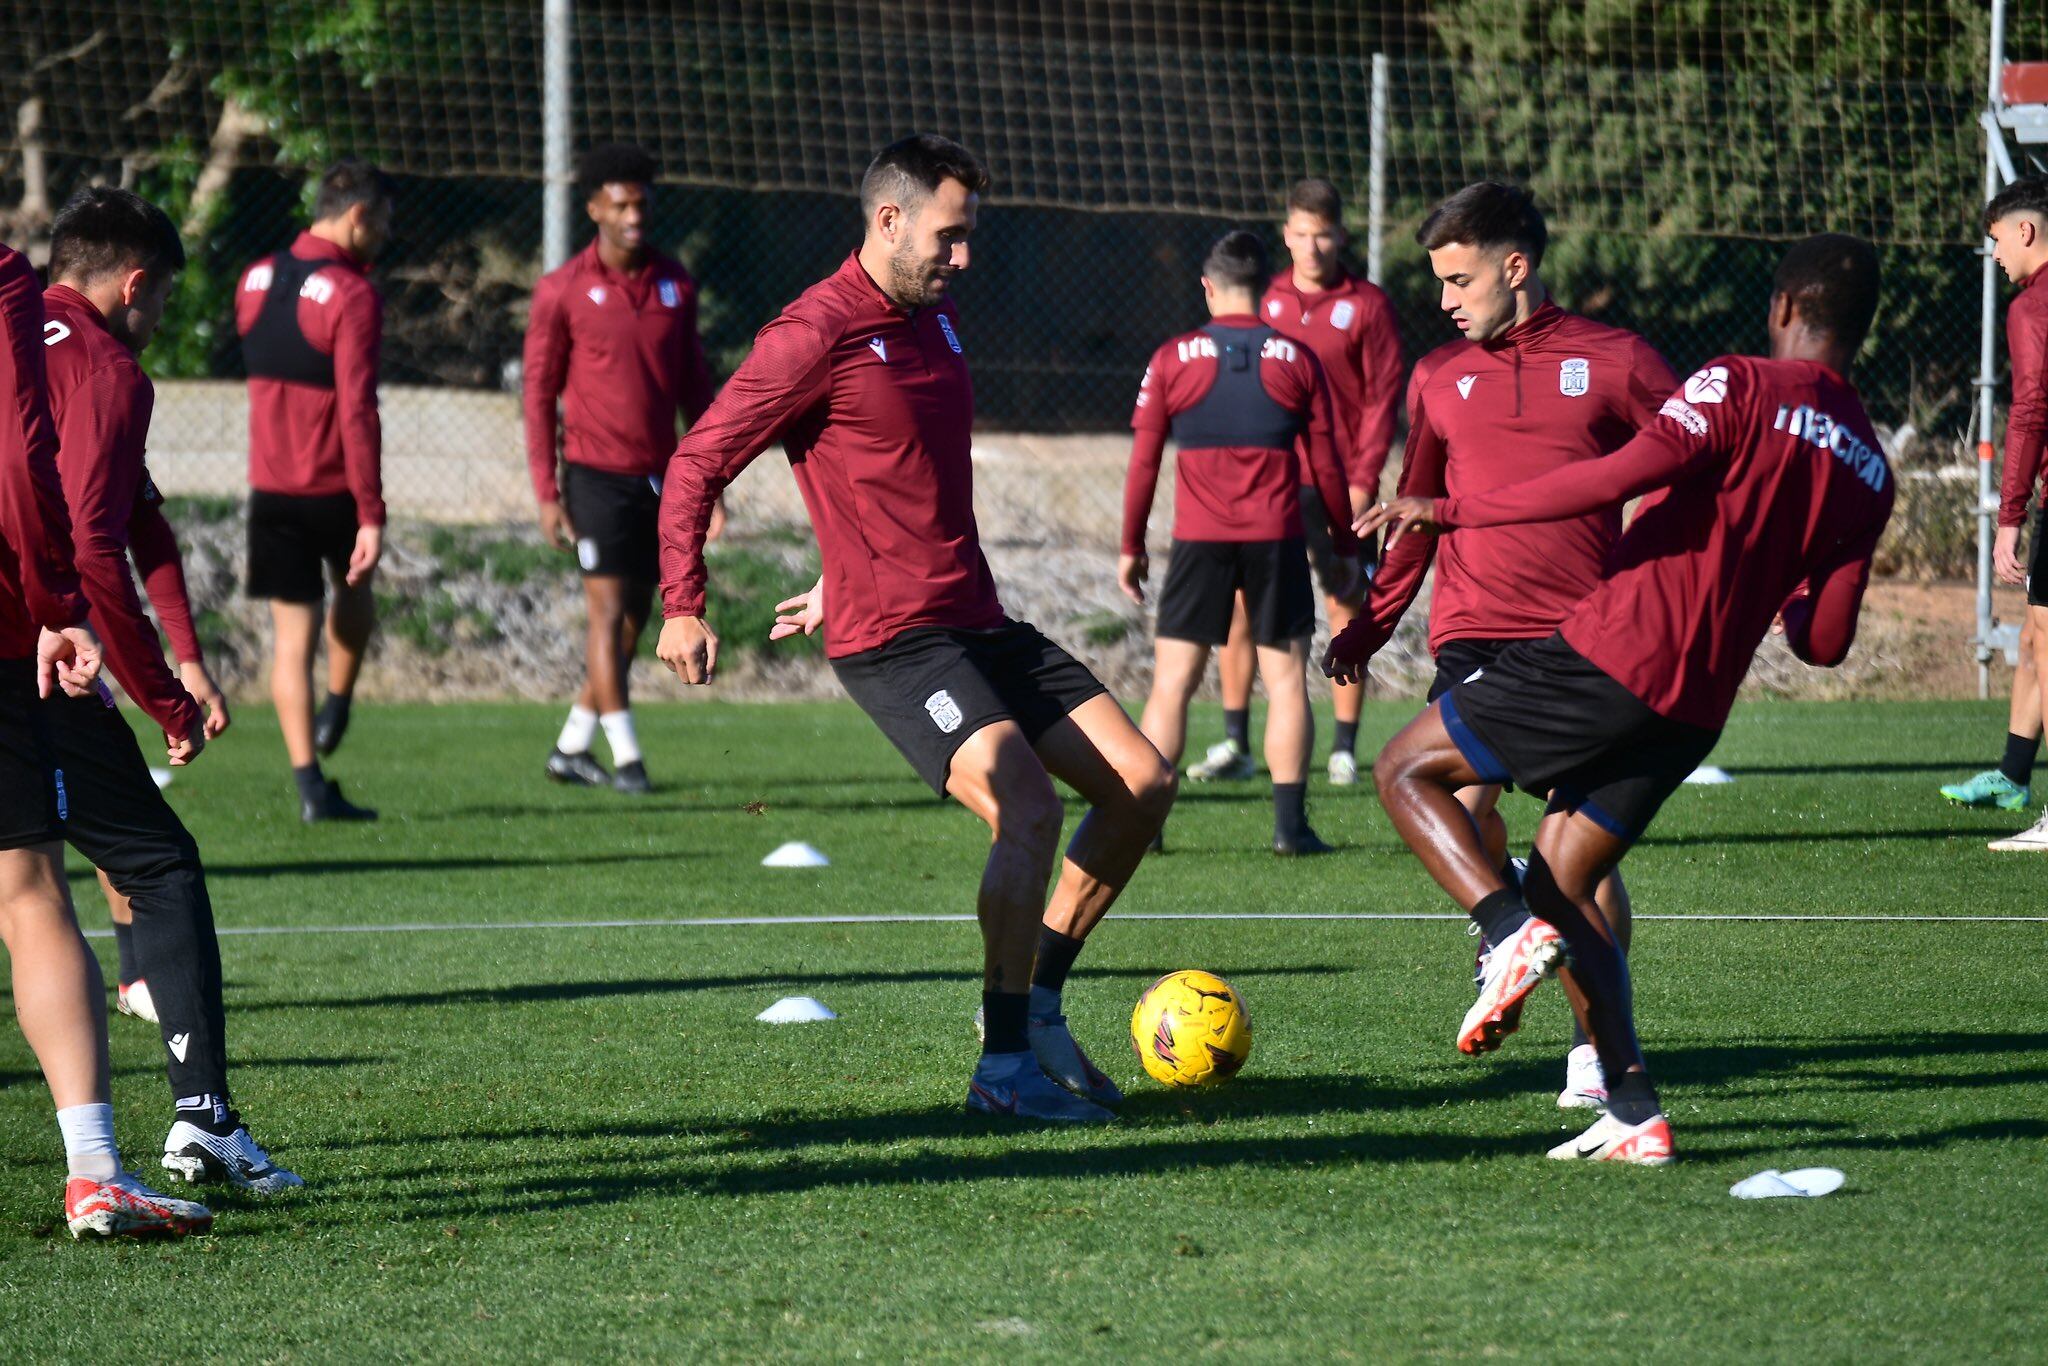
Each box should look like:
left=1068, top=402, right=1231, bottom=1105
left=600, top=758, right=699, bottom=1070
left=1371, top=740, right=1413, bottom=799
left=992, top=783, right=1065, bottom=853
left=1130, top=760, right=1178, bottom=829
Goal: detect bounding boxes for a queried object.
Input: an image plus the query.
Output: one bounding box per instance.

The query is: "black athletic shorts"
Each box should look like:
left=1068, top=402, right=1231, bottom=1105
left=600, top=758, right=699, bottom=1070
left=0, top=659, right=67, bottom=850
left=1427, top=636, right=1548, bottom=704
left=44, top=686, right=198, bottom=868
left=562, top=462, right=661, bottom=584
left=831, top=619, right=1110, bottom=795
left=1157, top=538, right=1314, bottom=646
left=246, top=490, right=358, bottom=603
left=1298, top=485, right=1371, bottom=603
left=2030, top=505, right=2048, bottom=609
left=1441, top=633, right=1721, bottom=841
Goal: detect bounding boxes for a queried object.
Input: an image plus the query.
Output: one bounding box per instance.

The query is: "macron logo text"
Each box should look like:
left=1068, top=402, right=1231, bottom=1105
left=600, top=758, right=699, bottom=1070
left=1773, top=404, right=1888, bottom=492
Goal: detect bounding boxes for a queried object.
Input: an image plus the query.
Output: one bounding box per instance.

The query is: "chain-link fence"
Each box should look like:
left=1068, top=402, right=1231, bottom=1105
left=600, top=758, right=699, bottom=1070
left=1, top=1, right=2043, bottom=684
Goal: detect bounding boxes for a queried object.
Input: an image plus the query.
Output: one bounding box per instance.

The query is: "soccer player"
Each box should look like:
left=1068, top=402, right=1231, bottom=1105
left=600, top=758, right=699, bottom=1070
left=656, top=135, right=1176, bottom=1123
left=1947, top=176, right=2048, bottom=848
left=1121, top=228, right=1361, bottom=854
left=43, top=188, right=302, bottom=1195
left=237, top=159, right=392, bottom=823
left=1323, top=182, right=1676, bottom=1108
left=526, top=144, right=716, bottom=793
left=0, top=236, right=211, bottom=1237
left=1187, top=179, right=1402, bottom=786
left=1358, top=234, right=1894, bottom=1162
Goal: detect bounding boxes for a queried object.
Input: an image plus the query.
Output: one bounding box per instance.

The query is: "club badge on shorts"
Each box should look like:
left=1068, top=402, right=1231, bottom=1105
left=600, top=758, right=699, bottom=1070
left=925, top=689, right=964, bottom=733
left=937, top=314, right=963, bottom=354
left=1560, top=358, right=1590, bottom=397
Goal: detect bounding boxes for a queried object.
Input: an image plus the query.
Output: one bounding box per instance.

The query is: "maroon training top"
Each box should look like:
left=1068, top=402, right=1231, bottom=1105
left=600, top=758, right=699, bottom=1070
left=1349, top=302, right=1673, bottom=657
left=523, top=242, right=715, bottom=503
left=0, top=243, right=90, bottom=659
left=236, top=231, right=385, bottom=525
left=1123, top=315, right=1359, bottom=555
left=41, top=285, right=203, bottom=739
left=1261, top=268, right=1405, bottom=496
left=659, top=252, right=1002, bottom=658
left=1999, top=263, right=2048, bottom=528
left=1437, top=355, right=1896, bottom=730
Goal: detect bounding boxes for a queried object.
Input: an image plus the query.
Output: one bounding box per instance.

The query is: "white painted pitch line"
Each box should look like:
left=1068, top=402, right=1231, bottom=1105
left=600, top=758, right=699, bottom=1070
left=78, top=911, right=2048, bottom=940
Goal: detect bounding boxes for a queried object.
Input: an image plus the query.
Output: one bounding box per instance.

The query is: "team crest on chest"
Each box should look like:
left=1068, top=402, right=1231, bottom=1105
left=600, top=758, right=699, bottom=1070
left=587, top=285, right=607, bottom=305
left=1330, top=300, right=1355, bottom=330
left=936, top=313, right=963, bottom=354
left=1267, top=300, right=1283, bottom=318
left=658, top=279, right=680, bottom=308
left=1559, top=358, right=1590, bottom=397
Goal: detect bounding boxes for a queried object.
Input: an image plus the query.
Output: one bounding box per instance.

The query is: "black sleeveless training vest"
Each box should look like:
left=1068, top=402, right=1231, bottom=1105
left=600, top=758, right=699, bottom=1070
left=242, top=252, right=337, bottom=388
left=1167, top=321, right=1303, bottom=452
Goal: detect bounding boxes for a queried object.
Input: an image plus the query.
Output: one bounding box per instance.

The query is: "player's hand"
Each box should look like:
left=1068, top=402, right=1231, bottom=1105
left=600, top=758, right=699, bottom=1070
left=539, top=500, right=576, bottom=552
left=1995, top=525, right=2026, bottom=586
left=769, top=576, right=825, bottom=641
left=1321, top=618, right=1377, bottom=686
left=707, top=497, right=728, bottom=546
left=164, top=730, right=204, bottom=767
left=1355, top=496, right=1445, bottom=550
left=1118, top=552, right=1150, bottom=607
left=1348, top=485, right=1375, bottom=521
left=37, top=624, right=102, bottom=699
left=347, top=523, right=383, bottom=587
left=657, top=614, right=719, bottom=684
left=179, top=660, right=232, bottom=738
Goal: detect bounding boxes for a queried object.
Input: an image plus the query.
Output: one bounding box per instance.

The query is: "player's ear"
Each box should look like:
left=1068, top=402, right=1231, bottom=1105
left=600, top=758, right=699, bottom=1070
left=119, top=267, right=148, bottom=308
left=1502, top=249, right=1530, bottom=290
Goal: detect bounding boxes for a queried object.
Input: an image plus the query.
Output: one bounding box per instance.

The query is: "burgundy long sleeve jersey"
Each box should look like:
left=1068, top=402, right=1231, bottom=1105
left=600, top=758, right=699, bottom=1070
left=0, top=243, right=89, bottom=660
left=659, top=252, right=1003, bottom=658
left=1123, top=315, right=1360, bottom=557
left=1351, top=302, right=1675, bottom=658
left=235, top=231, right=385, bottom=526
left=1435, top=355, right=1895, bottom=731
left=41, top=285, right=204, bottom=739
left=1999, top=262, right=2048, bottom=529
left=1261, top=268, right=1405, bottom=497
left=523, top=243, right=715, bottom=503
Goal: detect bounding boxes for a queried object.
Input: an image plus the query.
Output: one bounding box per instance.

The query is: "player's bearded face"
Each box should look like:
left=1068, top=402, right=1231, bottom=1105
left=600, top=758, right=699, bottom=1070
left=888, top=179, right=977, bottom=307
left=1429, top=242, right=1518, bottom=343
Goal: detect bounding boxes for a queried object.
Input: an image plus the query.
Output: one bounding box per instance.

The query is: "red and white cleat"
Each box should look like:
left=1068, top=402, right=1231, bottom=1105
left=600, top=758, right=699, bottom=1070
left=1458, top=917, right=1565, bottom=1056
left=1546, top=1112, right=1676, bottom=1166
left=116, top=979, right=159, bottom=1024
left=65, top=1171, right=213, bottom=1240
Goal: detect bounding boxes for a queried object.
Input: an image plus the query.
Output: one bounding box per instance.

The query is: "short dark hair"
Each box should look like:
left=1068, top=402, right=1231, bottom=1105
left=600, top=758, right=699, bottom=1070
left=1286, top=177, right=1343, bottom=225
left=1202, top=229, right=1270, bottom=294
left=859, top=134, right=990, bottom=218
left=577, top=143, right=658, bottom=202
left=313, top=158, right=394, bottom=224
left=1771, top=233, right=1881, bottom=347
left=1416, top=181, right=1547, bottom=266
left=48, top=186, right=185, bottom=285
left=1986, top=174, right=2048, bottom=234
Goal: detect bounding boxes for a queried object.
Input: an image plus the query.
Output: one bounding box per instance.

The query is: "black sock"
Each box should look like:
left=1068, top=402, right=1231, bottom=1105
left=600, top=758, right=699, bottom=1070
left=1521, top=854, right=1644, bottom=1086
left=1332, top=719, right=1359, bottom=756
left=1469, top=888, right=1531, bottom=946
left=1605, top=1070, right=1661, bottom=1126
left=175, top=1092, right=236, bottom=1135
left=981, top=991, right=1030, bottom=1055
left=292, top=763, right=326, bottom=805
left=1273, top=782, right=1307, bottom=841
left=112, top=921, right=139, bottom=986
left=1224, top=708, right=1250, bottom=749
left=321, top=690, right=352, bottom=716
left=2000, top=731, right=2039, bottom=787
left=1031, top=927, right=1085, bottom=994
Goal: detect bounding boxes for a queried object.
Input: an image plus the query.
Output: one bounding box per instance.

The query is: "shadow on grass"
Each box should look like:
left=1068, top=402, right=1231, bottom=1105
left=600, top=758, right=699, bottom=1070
left=202, top=849, right=698, bottom=879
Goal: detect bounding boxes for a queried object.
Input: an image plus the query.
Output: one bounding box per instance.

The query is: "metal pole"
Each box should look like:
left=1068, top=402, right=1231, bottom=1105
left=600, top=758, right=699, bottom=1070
left=1368, top=53, right=1388, bottom=286
left=542, top=0, right=573, bottom=272
left=1977, top=0, right=2008, bottom=700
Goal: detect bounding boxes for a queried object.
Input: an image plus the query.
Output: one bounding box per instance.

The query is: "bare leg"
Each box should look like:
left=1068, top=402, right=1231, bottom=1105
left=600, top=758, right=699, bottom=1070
left=1456, top=783, right=1508, bottom=872
left=1371, top=701, right=1502, bottom=911
left=269, top=601, right=321, bottom=768
left=1217, top=593, right=1255, bottom=715
left=1253, top=639, right=1312, bottom=784
left=324, top=566, right=375, bottom=699
left=99, top=870, right=132, bottom=928
left=578, top=575, right=630, bottom=715
left=1036, top=694, right=1177, bottom=941
left=1326, top=593, right=1364, bottom=732
left=1524, top=812, right=1646, bottom=1083
left=616, top=580, right=653, bottom=710
left=2030, top=606, right=2048, bottom=748
left=1139, top=637, right=1211, bottom=770
left=2013, top=613, right=2042, bottom=740
left=944, top=722, right=1066, bottom=994
left=0, top=846, right=110, bottom=1111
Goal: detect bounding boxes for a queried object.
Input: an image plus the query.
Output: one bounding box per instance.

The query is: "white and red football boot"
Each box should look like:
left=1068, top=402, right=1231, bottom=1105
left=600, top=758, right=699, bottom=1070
left=65, top=1171, right=213, bottom=1240
left=1546, top=1112, right=1676, bottom=1166
left=1458, top=916, right=1565, bottom=1055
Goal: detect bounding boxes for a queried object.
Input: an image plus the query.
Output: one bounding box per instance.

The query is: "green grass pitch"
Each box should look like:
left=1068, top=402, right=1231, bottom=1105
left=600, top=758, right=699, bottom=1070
left=1, top=697, right=2043, bottom=1359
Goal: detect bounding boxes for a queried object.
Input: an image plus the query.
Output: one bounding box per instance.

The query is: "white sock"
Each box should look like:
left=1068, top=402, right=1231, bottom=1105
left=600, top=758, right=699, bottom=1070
left=57, top=1102, right=119, bottom=1182
left=1028, top=984, right=1062, bottom=1019
left=557, top=705, right=598, bottom=755
left=600, top=710, right=641, bottom=766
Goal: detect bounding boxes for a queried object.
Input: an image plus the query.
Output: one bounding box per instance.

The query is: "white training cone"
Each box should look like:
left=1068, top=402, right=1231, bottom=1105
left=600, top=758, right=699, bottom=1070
left=756, top=996, right=838, bottom=1024
left=1730, top=1167, right=1845, bottom=1199
left=1684, top=765, right=1735, bottom=785
left=762, top=841, right=830, bottom=868
left=149, top=767, right=173, bottom=790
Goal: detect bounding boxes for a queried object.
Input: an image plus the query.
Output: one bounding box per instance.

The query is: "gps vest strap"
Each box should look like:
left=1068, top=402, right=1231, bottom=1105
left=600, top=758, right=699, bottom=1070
left=1169, top=322, right=1303, bottom=452
left=242, top=253, right=336, bottom=388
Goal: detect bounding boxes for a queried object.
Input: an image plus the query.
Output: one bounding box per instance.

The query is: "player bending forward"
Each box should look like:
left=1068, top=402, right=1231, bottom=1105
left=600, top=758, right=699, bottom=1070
left=1121, top=228, right=1360, bottom=854
left=1357, top=234, right=1893, bottom=1163
left=656, top=136, right=1175, bottom=1123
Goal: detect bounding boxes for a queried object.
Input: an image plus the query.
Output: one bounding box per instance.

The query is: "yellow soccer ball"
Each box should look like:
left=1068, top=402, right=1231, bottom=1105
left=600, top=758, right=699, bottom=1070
left=1130, top=970, right=1251, bottom=1087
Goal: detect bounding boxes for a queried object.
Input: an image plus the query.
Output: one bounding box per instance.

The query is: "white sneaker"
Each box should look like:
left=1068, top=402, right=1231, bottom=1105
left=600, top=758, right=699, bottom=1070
left=1327, top=750, right=1359, bottom=785
left=1546, top=1111, right=1675, bottom=1165
left=1186, top=739, right=1257, bottom=782
left=1457, top=917, right=1565, bottom=1055
left=117, top=978, right=159, bottom=1024
left=1988, top=810, right=2048, bottom=852
left=1557, top=1043, right=1607, bottom=1110
left=66, top=1170, right=213, bottom=1239
left=966, top=1052, right=1114, bottom=1123
left=162, top=1116, right=304, bottom=1195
